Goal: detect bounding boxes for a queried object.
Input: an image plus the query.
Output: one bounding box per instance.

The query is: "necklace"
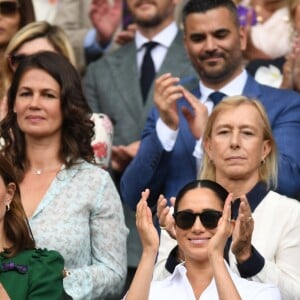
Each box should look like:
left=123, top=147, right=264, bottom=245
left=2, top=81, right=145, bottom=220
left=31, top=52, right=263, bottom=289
left=31, top=164, right=64, bottom=176
left=32, top=168, right=43, bottom=175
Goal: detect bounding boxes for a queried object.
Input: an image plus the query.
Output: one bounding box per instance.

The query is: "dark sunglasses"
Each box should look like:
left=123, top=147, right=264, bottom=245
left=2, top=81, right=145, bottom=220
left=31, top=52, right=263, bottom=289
left=0, top=1, right=20, bottom=16
left=173, top=210, right=222, bottom=230
left=7, top=53, right=26, bottom=70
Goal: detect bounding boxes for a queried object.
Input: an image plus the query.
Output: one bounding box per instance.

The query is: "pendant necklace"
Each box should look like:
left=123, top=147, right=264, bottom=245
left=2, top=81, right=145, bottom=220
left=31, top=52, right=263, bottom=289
left=33, top=168, right=43, bottom=175
left=31, top=164, right=64, bottom=176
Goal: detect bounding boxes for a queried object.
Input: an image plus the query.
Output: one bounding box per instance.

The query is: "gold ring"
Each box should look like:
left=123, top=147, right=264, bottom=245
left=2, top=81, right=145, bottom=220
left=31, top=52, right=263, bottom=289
left=227, top=218, right=231, bottom=222
left=245, top=216, right=252, bottom=222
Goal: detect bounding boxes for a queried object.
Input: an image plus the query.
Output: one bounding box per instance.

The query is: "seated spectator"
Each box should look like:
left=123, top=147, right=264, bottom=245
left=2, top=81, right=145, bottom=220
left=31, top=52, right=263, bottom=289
left=2, top=21, right=113, bottom=168
left=0, top=51, right=128, bottom=299
left=31, top=0, right=123, bottom=72
left=0, top=0, right=35, bottom=99
left=124, top=180, right=281, bottom=300
left=155, top=96, right=300, bottom=299
left=0, top=154, right=63, bottom=299
left=246, top=0, right=300, bottom=91
left=243, top=0, right=291, bottom=61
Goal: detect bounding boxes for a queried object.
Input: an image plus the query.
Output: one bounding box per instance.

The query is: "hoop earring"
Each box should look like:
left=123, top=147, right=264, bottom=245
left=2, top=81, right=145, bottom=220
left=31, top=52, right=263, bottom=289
left=260, top=159, right=266, bottom=165
left=5, top=203, right=10, bottom=212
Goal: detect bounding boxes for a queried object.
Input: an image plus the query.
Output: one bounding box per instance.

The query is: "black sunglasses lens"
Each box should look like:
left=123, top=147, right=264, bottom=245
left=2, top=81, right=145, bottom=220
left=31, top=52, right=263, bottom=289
left=0, top=2, right=18, bottom=15
left=174, top=211, right=222, bottom=229
left=174, top=211, right=195, bottom=229
left=200, top=211, right=222, bottom=229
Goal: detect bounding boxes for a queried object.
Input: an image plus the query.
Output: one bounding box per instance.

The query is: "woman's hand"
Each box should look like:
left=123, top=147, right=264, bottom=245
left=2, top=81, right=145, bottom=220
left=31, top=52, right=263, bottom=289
left=136, top=189, right=159, bottom=255
left=281, top=35, right=300, bottom=92
left=208, top=193, right=235, bottom=259
left=231, top=195, right=254, bottom=263
left=157, top=195, right=176, bottom=239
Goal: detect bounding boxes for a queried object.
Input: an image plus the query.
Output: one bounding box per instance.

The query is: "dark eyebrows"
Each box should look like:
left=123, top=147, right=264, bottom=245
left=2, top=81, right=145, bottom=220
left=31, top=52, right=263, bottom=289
left=188, top=28, right=231, bottom=41
left=189, top=32, right=206, bottom=40
left=213, top=28, right=230, bottom=37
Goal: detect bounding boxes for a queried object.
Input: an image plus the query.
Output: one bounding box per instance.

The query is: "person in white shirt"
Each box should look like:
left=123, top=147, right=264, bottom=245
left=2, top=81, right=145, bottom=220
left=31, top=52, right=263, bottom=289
left=124, top=179, right=281, bottom=300
left=155, top=96, right=300, bottom=300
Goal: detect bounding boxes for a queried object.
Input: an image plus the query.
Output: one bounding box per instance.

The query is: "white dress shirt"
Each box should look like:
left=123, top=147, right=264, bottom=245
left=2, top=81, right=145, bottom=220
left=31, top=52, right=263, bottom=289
left=148, top=262, right=281, bottom=299
left=135, top=21, right=178, bottom=75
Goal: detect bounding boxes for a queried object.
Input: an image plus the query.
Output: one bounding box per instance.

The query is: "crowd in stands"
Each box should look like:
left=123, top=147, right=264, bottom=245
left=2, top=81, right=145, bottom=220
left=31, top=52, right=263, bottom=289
left=0, top=0, right=299, bottom=299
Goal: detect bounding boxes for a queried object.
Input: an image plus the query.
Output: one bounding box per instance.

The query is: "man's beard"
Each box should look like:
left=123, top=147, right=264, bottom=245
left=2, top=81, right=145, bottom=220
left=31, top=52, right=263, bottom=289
left=134, top=15, right=163, bottom=28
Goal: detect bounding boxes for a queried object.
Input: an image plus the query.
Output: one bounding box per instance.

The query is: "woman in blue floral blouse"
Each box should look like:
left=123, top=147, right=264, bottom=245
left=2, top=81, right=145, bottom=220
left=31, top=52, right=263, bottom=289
left=0, top=51, right=128, bottom=299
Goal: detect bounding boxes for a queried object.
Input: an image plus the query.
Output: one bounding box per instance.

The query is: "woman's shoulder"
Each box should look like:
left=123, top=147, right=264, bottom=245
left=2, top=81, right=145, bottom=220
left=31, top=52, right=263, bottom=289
left=71, top=159, right=107, bottom=174
left=64, top=160, right=110, bottom=182
left=28, top=248, right=64, bottom=281
left=264, top=191, right=300, bottom=208
left=11, top=248, right=63, bottom=264
left=259, top=191, right=300, bottom=221
left=0, top=248, right=64, bottom=274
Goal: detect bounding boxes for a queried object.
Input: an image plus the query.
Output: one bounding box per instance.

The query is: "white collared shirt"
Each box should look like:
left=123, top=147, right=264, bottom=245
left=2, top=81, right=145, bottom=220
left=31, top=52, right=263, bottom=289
left=148, top=262, right=280, bottom=300
left=156, top=70, right=248, bottom=166
left=135, top=22, right=178, bottom=75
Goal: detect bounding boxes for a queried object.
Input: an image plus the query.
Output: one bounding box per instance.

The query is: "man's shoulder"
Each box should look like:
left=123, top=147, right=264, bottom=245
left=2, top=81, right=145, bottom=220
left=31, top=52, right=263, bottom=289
left=86, top=41, right=136, bottom=71
left=245, top=75, right=300, bottom=106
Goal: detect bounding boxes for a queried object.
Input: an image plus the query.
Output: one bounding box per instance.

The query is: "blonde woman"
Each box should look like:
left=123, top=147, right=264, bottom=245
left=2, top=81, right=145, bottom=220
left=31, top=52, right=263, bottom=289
left=156, top=96, right=300, bottom=299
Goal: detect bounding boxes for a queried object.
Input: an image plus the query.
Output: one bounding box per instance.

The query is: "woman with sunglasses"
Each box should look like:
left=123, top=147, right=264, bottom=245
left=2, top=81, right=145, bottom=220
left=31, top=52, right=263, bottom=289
left=124, top=180, right=280, bottom=299
left=0, top=0, right=35, bottom=99
left=156, top=96, right=300, bottom=299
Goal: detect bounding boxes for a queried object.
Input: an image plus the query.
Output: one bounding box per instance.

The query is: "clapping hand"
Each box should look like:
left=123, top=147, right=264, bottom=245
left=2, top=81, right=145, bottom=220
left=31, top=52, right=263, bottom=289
left=231, top=195, right=254, bottom=263
left=136, top=189, right=160, bottom=254
left=180, top=87, right=208, bottom=140
left=208, top=193, right=235, bottom=258
left=157, top=195, right=176, bottom=239
left=111, top=141, right=140, bottom=172
left=154, top=73, right=208, bottom=139
left=89, top=0, right=122, bottom=47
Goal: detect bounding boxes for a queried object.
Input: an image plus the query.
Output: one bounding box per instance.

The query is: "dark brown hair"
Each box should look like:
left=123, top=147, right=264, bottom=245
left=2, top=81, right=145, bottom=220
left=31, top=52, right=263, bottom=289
left=0, top=51, right=95, bottom=180
left=182, top=0, right=240, bottom=28
left=18, top=0, right=36, bottom=27
left=17, top=0, right=35, bottom=28
left=0, top=154, right=35, bottom=257
left=174, top=179, right=229, bottom=213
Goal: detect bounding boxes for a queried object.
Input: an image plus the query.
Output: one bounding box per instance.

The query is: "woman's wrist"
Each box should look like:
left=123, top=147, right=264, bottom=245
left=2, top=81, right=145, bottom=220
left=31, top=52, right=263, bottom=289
left=235, top=247, right=252, bottom=264
left=62, top=269, right=71, bottom=278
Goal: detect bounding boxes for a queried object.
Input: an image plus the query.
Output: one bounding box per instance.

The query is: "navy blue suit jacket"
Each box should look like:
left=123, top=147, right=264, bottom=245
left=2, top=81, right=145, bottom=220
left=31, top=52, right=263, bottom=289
left=121, top=74, right=300, bottom=210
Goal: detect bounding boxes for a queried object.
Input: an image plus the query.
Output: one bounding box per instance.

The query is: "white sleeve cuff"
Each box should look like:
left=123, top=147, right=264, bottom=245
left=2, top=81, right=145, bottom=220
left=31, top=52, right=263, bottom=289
left=156, top=118, right=178, bottom=152
left=193, top=138, right=204, bottom=172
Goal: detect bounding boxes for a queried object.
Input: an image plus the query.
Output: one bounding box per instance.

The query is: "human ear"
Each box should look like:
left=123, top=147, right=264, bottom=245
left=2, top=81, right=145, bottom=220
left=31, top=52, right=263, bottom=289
left=5, top=182, right=16, bottom=206
left=204, top=138, right=213, bottom=159
left=262, top=139, right=272, bottom=160
left=239, top=26, right=247, bottom=51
